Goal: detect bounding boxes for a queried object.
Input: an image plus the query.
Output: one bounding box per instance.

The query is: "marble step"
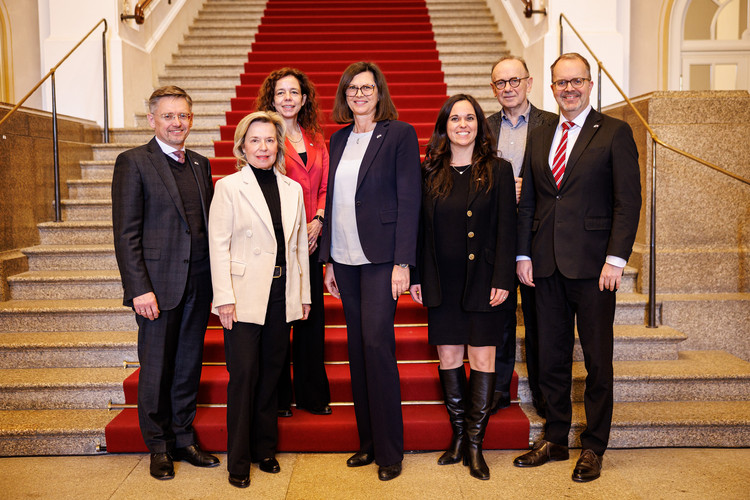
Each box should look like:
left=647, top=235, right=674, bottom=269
left=515, top=325, right=687, bottom=363
left=446, top=74, right=500, bottom=86
left=136, top=112, right=226, bottom=129
left=525, top=400, right=750, bottom=448
left=170, top=55, right=249, bottom=66
left=22, top=245, right=117, bottom=271
left=515, top=350, right=750, bottom=404
left=67, top=179, right=115, bottom=200
left=162, top=65, right=245, bottom=78
left=91, top=143, right=214, bottom=161
left=437, top=42, right=507, bottom=54
left=60, top=199, right=112, bottom=221
left=7, top=270, right=122, bottom=300
left=158, top=74, right=241, bottom=88
left=192, top=19, right=264, bottom=28
left=108, top=126, right=220, bottom=144
left=0, top=331, right=136, bottom=368
left=37, top=221, right=113, bottom=245
left=188, top=27, right=259, bottom=37
left=0, top=298, right=135, bottom=333
left=433, top=26, right=501, bottom=35
left=440, top=53, right=504, bottom=65
left=0, top=409, right=112, bottom=456
left=434, top=34, right=504, bottom=45
left=0, top=367, right=135, bottom=409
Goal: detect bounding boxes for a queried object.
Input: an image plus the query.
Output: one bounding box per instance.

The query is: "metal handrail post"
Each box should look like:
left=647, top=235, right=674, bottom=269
left=648, top=138, right=657, bottom=327
left=102, top=20, right=109, bottom=143
left=559, top=15, right=563, bottom=55
left=597, top=65, right=602, bottom=112
left=51, top=72, right=61, bottom=223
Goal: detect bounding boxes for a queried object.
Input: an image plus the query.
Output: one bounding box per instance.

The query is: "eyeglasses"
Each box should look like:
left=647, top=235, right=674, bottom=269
left=551, top=78, right=590, bottom=90
left=345, top=84, right=376, bottom=97
left=157, top=113, right=193, bottom=121
left=492, top=76, right=529, bottom=90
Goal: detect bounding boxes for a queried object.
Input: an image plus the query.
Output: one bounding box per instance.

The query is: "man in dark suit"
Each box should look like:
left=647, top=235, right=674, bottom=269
left=486, top=55, right=557, bottom=417
left=512, top=53, right=641, bottom=482
left=112, top=86, right=219, bottom=480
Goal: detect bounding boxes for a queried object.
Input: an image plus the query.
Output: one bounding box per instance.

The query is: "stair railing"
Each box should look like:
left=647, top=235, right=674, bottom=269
left=558, top=13, right=750, bottom=329
left=0, top=18, right=109, bottom=223
left=120, top=0, right=156, bottom=25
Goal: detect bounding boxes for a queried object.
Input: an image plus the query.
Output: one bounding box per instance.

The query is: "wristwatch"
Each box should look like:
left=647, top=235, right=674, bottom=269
left=398, top=263, right=409, bottom=268
left=313, top=215, right=324, bottom=224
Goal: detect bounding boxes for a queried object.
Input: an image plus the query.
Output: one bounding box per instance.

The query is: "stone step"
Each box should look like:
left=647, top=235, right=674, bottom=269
left=435, top=34, right=504, bottom=45
left=0, top=331, right=136, bottom=369
left=37, top=221, right=112, bottom=245
left=440, top=53, right=503, bottom=65
left=79, top=160, right=115, bottom=181
left=90, top=143, right=214, bottom=161
left=158, top=74, right=241, bottom=88
left=171, top=55, right=249, bottom=66
left=525, top=400, right=750, bottom=448
left=431, top=18, right=495, bottom=27
left=188, top=27, right=259, bottom=37
left=437, top=42, right=507, bottom=54
left=515, top=350, right=750, bottom=404
left=7, top=270, right=121, bottom=300
left=433, top=26, right=500, bottom=36
left=67, top=179, right=113, bottom=200
left=192, top=19, right=264, bottom=28
left=177, top=44, right=254, bottom=55
left=0, top=409, right=112, bottom=456
left=515, top=325, right=687, bottom=363
left=0, top=367, right=134, bottom=409
left=136, top=112, right=226, bottom=129
left=446, top=74, right=499, bottom=86
left=0, top=298, right=135, bottom=333
left=108, top=126, right=220, bottom=144
left=22, top=244, right=117, bottom=271
left=60, top=199, right=112, bottom=221
left=163, top=63, right=245, bottom=75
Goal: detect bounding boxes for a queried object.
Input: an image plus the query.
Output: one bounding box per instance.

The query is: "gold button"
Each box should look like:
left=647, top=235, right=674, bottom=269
left=467, top=210, right=473, bottom=217
left=468, top=232, right=475, bottom=238
left=468, top=253, right=475, bottom=260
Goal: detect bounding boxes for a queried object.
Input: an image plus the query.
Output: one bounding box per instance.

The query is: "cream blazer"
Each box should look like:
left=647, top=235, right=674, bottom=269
left=209, top=166, right=311, bottom=324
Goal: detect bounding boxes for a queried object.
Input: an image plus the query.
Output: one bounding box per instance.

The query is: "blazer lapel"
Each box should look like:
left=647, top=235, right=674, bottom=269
left=328, top=123, right=353, bottom=184
left=540, top=121, right=558, bottom=189
left=560, top=109, right=602, bottom=190
left=146, top=138, right=188, bottom=223
left=239, top=167, right=274, bottom=238
left=276, top=173, right=297, bottom=244
left=185, top=150, right=210, bottom=226
left=356, top=120, right=389, bottom=191
left=285, top=136, right=306, bottom=171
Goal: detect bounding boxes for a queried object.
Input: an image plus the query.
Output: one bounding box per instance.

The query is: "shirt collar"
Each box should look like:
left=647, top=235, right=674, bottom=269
left=501, top=100, right=531, bottom=125
left=559, top=105, right=592, bottom=130
left=154, top=136, right=185, bottom=156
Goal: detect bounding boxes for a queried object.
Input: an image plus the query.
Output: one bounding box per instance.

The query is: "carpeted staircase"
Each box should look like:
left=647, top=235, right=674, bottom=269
left=0, top=0, right=748, bottom=456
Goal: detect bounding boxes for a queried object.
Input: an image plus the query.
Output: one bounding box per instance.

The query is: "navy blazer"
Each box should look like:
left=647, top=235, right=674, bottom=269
left=517, top=109, right=641, bottom=279
left=319, top=120, right=421, bottom=266
left=112, top=137, right=214, bottom=309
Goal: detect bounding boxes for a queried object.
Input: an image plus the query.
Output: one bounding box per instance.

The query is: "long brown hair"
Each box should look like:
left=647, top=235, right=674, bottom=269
left=331, top=61, right=398, bottom=124
left=422, top=94, right=495, bottom=199
left=256, top=67, right=323, bottom=138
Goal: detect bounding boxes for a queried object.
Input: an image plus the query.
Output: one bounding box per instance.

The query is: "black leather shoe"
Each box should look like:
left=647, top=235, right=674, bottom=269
left=378, top=461, right=402, bottom=481
left=149, top=452, right=174, bottom=480
left=490, top=391, right=511, bottom=415
left=259, top=457, right=280, bottom=474
left=513, top=440, right=569, bottom=467
left=572, top=449, right=602, bottom=482
left=346, top=450, right=375, bottom=467
left=228, top=472, right=250, bottom=488
left=300, top=405, right=333, bottom=415
left=277, top=408, right=293, bottom=417
left=171, top=444, right=220, bottom=467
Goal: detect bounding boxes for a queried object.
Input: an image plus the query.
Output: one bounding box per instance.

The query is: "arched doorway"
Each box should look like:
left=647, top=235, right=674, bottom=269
left=668, top=0, right=750, bottom=90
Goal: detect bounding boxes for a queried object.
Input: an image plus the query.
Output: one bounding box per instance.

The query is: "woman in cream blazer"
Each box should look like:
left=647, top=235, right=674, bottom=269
left=209, top=110, right=310, bottom=488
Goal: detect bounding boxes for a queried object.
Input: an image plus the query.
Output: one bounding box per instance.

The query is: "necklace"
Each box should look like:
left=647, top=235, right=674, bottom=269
left=287, top=123, right=303, bottom=144
left=451, top=164, right=472, bottom=175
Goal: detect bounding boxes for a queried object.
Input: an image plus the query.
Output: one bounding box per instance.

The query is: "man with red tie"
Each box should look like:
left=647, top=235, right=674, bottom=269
left=512, top=53, right=641, bottom=482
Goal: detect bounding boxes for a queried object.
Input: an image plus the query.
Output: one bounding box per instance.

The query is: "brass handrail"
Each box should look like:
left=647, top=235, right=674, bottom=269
left=0, top=18, right=109, bottom=222
left=120, top=0, right=155, bottom=24
left=558, top=13, right=749, bottom=330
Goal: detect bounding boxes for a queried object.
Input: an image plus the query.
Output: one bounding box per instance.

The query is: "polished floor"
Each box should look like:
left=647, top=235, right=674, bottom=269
left=2, top=448, right=749, bottom=499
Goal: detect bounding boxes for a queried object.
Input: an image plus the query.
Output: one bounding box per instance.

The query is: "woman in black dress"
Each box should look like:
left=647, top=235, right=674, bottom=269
left=409, top=94, right=517, bottom=480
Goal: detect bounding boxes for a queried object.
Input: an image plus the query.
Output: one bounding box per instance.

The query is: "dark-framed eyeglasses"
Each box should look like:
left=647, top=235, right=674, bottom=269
left=158, top=112, right=193, bottom=121
left=551, top=77, right=590, bottom=90
left=345, top=84, right=376, bottom=97
left=492, top=77, right=529, bottom=90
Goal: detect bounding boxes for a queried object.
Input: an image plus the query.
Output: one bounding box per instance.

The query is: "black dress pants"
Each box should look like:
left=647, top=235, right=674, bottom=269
left=278, top=247, right=330, bottom=411
left=224, top=277, right=290, bottom=475
left=333, top=261, right=404, bottom=467
left=136, top=267, right=211, bottom=453
left=535, top=269, right=615, bottom=455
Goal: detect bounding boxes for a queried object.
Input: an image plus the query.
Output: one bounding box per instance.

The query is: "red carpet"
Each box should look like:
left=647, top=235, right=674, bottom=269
left=105, top=0, right=529, bottom=453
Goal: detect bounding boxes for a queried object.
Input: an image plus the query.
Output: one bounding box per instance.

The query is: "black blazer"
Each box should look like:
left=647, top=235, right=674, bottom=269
left=112, top=137, right=214, bottom=309
left=319, top=120, right=421, bottom=266
left=517, top=108, right=641, bottom=279
left=486, top=102, right=558, bottom=178
left=416, top=159, right=517, bottom=311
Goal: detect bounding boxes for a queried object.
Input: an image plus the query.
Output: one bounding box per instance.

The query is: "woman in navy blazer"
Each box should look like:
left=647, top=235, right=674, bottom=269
left=319, top=61, right=421, bottom=481
left=256, top=68, right=332, bottom=417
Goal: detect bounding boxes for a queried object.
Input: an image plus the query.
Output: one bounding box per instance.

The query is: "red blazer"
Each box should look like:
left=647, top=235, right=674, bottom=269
left=283, top=129, right=329, bottom=224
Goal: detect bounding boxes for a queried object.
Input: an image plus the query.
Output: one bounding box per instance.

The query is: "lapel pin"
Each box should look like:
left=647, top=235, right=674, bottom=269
left=593, top=124, right=600, bottom=128
left=376, top=134, right=382, bottom=139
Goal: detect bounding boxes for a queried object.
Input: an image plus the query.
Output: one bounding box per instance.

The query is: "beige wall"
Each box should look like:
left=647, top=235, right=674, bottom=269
left=629, top=0, right=667, bottom=97
left=0, top=0, right=42, bottom=108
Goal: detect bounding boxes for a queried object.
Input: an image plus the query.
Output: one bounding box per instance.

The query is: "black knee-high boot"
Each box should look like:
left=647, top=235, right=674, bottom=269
left=464, top=369, right=495, bottom=480
left=437, top=366, right=467, bottom=465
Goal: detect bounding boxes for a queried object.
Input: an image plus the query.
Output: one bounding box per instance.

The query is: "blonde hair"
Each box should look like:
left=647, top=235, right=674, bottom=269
left=232, top=111, right=287, bottom=174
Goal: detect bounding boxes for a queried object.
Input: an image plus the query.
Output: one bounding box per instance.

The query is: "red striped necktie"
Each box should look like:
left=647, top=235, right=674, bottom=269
left=552, top=121, right=574, bottom=188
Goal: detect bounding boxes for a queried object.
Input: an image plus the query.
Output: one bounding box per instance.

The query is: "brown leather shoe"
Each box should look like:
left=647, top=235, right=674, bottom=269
left=572, top=449, right=602, bottom=482
left=513, top=440, right=569, bottom=467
